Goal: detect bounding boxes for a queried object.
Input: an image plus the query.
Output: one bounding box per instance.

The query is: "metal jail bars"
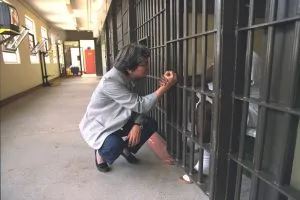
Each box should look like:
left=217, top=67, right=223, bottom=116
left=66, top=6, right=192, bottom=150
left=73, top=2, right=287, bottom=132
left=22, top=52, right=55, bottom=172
left=100, top=0, right=300, bottom=199
left=227, top=0, right=300, bottom=200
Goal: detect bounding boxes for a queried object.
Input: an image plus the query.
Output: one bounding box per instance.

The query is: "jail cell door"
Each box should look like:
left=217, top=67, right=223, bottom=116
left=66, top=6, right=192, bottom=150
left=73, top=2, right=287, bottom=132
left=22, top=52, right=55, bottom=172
left=134, top=0, right=221, bottom=197
left=226, top=0, right=300, bottom=200
left=134, top=0, right=168, bottom=140
left=165, top=0, right=220, bottom=196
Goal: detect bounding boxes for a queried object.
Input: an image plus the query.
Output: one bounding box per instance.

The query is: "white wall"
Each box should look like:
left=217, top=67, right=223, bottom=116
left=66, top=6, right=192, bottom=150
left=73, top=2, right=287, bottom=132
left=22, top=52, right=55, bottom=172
left=0, top=0, right=65, bottom=101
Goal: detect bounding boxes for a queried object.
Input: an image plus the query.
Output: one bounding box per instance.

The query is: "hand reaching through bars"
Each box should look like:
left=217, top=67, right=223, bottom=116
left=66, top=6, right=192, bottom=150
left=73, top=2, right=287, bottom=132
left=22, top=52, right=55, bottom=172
left=159, top=71, right=177, bottom=88
left=159, top=75, right=168, bottom=87
left=155, top=71, right=177, bottom=99
left=163, top=71, right=177, bottom=88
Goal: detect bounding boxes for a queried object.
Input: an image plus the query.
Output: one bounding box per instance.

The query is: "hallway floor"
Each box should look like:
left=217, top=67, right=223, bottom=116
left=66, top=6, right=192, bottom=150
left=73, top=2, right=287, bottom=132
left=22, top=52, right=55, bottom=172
left=1, top=77, right=208, bottom=200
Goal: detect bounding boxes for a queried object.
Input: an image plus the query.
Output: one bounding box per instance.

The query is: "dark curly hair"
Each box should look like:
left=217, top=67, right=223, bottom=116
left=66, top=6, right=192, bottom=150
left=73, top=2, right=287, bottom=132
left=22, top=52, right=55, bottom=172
left=114, top=44, right=150, bottom=74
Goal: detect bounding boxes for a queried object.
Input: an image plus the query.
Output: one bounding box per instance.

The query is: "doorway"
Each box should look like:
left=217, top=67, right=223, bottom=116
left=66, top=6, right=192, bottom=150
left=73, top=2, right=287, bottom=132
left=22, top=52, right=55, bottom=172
left=63, top=41, right=82, bottom=77
left=80, top=40, right=96, bottom=75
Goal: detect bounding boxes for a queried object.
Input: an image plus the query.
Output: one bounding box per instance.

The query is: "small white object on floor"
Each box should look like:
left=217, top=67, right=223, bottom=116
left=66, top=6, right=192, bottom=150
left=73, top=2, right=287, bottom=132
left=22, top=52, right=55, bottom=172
left=180, top=174, right=193, bottom=184
left=183, top=174, right=191, bottom=182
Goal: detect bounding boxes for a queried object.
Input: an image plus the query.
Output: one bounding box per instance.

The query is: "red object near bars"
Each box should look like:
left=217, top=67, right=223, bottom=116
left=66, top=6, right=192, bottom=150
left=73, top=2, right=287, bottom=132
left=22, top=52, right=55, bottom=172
left=84, top=49, right=96, bottom=74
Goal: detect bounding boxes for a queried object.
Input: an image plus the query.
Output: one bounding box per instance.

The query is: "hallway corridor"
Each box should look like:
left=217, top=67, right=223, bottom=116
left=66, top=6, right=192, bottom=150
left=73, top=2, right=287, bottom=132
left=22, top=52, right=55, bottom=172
left=0, top=77, right=208, bottom=200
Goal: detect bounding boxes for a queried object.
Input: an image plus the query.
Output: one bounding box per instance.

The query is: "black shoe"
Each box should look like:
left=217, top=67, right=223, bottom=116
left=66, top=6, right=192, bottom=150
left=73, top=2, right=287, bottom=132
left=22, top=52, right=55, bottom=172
left=95, top=150, right=110, bottom=172
left=121, top=152, right=139, bottom=164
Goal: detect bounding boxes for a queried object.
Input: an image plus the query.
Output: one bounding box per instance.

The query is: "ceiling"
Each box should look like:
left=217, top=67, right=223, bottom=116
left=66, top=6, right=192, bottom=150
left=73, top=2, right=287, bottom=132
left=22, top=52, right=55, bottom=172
left=23, top=0, right=105, bottom=32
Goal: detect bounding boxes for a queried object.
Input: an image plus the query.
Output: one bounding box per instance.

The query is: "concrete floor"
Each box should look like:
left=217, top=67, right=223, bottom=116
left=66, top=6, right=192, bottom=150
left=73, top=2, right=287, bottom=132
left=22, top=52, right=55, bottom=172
left=1, top=77, right=208, bottom=200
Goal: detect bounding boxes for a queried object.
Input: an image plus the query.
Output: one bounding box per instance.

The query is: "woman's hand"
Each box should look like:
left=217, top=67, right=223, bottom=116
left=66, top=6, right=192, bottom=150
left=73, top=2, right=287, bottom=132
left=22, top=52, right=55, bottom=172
left=159, top=75, right=168, bottom=87
left=163, top=71, right=177, bottom=88
left=127, top=124, right=142, bottom=147
left=154, top=71, right=178, bottom=99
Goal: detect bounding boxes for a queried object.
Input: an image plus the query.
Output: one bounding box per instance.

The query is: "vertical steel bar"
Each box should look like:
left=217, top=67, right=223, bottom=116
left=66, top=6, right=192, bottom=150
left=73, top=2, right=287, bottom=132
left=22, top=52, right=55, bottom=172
left=164, top=0, right=170, bottom=151
left=105, top=21, right=111, bottom=68
left=232, top=0, right=255, bottom=199
left=249, top=0, right=276, bottom=199
left=160, top=0, right=163, bottom=79
left=154, top=0, right=158, bottom=132
left=121, top=1, right=124, bottom=47
left=169, top=0, right=175, bottom=156
left=112, top=1, right=118, bottom=60
left=226, top=6, right=244, bottom=195
left=146, top=0, right=149, bottom=37
left=288, top=2, right=300, bottom=108
left=128, top=0, right=136, bottom=43
left=182, top=0, right=188, bottom=168
left=176, top=0, right=181, bottom=162
left=198, top=0, right=207, bottom=184
left=139, top=0, right=142, bottom=39
left=209, top=0, right=221, bottom=198
left=142, top=0, right=144, bottom=38
left=188, top=0, right=197, bottom=175
left=136, top=1, right=139, bottom=41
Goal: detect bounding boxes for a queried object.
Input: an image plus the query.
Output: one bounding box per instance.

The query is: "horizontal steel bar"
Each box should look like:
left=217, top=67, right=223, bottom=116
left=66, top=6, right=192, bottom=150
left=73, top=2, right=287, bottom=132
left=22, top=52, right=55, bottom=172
left=150, top=45, right=166, bottom=49
left=166, top=121, right=211, bottom=151
left=166, top=120, right=184, bottom=133
left=234, top=95, right=300, bottom=117
left=154, top=105, right=167, bottom=114
left=238, top=16, right=300, bottom=32
left=135, top=9, right=166, bottom=30
left=176, top=85, right=216, bottom=98
left=146, top=75, right=160, bottom=80
left=228, top=154, right=300, bottom=200
left=166, top=30, right=217, bottom=44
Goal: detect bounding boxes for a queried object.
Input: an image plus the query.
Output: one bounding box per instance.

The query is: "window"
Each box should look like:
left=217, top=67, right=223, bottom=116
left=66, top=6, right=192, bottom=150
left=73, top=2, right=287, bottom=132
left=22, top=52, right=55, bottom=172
left=41, top=26, right=50, bottom=63
left=25, top=16, right=39, bottom=63
left=1, top=33, right=21, bottom=64
left=50, top=34, right=57, bottom=64
left=2, top=50, right=20, bottom=64
left=2, top=1, right=21, bottom=65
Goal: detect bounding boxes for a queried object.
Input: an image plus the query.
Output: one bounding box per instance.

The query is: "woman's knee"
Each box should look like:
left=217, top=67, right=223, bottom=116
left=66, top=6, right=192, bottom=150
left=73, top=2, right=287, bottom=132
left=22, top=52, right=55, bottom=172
left=100, top=134, right=124, bottom=160
left=108, top=135, right=124, bottom=152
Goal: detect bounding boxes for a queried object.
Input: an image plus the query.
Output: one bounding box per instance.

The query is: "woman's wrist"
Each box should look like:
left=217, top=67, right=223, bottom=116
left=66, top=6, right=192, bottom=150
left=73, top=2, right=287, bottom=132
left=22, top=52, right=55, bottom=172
left=155, top=85, right=169, bottom=98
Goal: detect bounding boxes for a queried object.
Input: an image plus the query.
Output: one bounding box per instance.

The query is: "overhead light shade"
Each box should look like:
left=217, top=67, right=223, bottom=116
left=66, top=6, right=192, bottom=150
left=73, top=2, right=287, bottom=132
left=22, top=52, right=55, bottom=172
left=66, top=4, right=73, bottom=14
left=76, top=17, right=85, bottom=27
left=70, top=0, right=79, bottom=9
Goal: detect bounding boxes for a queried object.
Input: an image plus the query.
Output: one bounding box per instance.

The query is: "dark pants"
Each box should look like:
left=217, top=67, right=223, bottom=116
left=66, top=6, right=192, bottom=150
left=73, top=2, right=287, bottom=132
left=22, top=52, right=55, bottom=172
left=98, top=116, right=158, bottom=165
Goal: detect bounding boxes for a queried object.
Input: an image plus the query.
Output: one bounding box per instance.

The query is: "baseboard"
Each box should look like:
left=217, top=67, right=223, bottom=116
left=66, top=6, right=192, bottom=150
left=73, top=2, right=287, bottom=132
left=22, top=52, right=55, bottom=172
left=0, top=77, right=60, bottom=107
